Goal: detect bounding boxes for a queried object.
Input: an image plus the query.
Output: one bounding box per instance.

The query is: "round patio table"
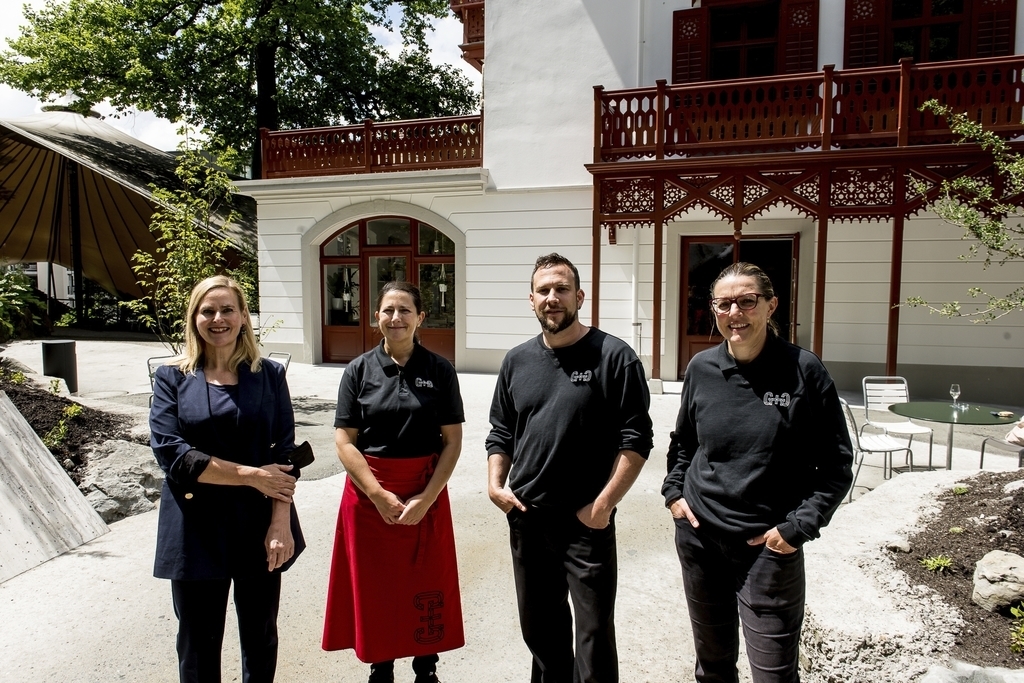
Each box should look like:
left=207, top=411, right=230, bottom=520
left=889, top=402, right=1017, bottom=471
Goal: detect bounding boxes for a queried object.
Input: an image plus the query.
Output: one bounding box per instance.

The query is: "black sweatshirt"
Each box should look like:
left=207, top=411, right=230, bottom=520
left=486, top=328, right=654, bottom=512
left=662, top=336, right=853, bottom=548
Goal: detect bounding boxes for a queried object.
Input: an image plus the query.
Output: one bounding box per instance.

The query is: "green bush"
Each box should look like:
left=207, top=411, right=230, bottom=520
left=0, top=268, right=44, bottom=342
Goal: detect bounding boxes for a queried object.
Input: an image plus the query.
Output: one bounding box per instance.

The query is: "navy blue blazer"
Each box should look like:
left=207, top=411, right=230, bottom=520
left=150, top=360, right=305, bottom=580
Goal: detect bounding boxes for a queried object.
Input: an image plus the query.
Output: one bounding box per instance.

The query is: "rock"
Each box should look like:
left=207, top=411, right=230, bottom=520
left=920, top=660, right=1024, bottom=682
left=972, top=550, right=1024, bottom=612
left=887, top=539, right=912, bottom=553
left=1004, top=480, right=1024, bottom=494
left=78, top=439, right=163, bottom=523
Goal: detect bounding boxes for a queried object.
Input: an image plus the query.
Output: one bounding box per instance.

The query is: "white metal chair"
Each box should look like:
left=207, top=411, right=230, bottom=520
left=979, top=437, right=1024, bottom=469
left=841, top=398, right=915, bottom=502
left=862, top=376, right=935, bottom=469
left=147, top=355, right=175, bottom=406
left=265, top=351, right=291, bottom=373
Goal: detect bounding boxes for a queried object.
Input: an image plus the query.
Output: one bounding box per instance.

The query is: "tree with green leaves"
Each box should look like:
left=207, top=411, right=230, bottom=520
left=124, top=130, right=260, bottom=353
left=906, top=101, right=1024, bottom=321
left=0, top=0, right=478, bottom=176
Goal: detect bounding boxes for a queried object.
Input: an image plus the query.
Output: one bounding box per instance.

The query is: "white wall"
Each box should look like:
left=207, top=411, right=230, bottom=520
left=484, top=0, right=639, bottom=188
left=822, top=216, right=1024, bottom=368
left=819, top=0, right=846, bottom=68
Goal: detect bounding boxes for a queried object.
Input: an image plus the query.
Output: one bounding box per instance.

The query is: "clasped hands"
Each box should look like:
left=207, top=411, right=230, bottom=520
left=370, top=488, right=436, bottom=526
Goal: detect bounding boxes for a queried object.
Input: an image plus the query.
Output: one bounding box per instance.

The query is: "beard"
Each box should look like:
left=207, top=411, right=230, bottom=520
left=536, top=306, right=578, bottom=334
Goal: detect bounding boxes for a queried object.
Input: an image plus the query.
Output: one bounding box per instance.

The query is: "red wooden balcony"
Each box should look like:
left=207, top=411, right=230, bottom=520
left=260, top=115, right=482, bottom=180
left=594, top=56, right=1024, bottom=163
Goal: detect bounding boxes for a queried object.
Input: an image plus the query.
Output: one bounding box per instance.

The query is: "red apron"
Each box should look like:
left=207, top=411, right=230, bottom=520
left=322, top=454, right=465, bottom=662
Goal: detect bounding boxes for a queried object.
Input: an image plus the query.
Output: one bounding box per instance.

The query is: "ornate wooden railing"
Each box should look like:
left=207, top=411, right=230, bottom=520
left=261, top=115, right=482, bottom=179
left=595, top=56, right=1024, bottom=162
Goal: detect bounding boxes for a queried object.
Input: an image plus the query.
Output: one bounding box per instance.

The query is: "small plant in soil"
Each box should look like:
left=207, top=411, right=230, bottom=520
left=41, top=403, right=83, bottom=449
left=953, top=485, right=970, bottom=495
left=949, top=526, right=965, bottom=534
left=48, top=378, right=60, bottom=395
left=1011, top=604, right=1024, bottom=653
left=921, top=554, right=954, bottom=572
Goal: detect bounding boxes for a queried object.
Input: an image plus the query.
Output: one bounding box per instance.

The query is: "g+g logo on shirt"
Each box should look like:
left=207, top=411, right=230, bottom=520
left=415, top=377, right=434, bottom=388
left=763, top=392, right=791, bottom=407
left=570, top=370, right=593, bottom=383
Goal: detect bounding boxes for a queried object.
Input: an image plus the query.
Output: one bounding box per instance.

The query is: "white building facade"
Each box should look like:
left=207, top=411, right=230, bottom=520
left=239, top=0, right=1024, bottom=405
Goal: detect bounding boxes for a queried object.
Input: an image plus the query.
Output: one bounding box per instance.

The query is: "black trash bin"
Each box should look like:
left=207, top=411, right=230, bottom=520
left=42, top=340, right=78, bottom=394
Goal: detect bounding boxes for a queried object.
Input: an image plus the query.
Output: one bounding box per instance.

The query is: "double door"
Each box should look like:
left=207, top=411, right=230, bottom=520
left=321, top=217, right=455, bottom=363
left=678, top=235, right=798, bottom=378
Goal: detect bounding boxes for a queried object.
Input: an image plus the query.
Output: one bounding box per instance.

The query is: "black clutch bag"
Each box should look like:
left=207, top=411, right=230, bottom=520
left=288, top=441, right=315, bottom=469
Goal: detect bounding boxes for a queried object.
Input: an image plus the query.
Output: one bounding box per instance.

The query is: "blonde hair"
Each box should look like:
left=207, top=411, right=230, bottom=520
left=175, top=275, right=262, bottom=375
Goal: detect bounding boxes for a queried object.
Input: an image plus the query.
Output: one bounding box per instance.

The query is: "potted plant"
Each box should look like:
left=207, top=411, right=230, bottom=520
left=326, top=270, right=345, bottom=310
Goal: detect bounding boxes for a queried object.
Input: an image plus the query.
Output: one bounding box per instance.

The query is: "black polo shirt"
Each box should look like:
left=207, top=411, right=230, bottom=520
left=335, top=341, right=465, bottom=458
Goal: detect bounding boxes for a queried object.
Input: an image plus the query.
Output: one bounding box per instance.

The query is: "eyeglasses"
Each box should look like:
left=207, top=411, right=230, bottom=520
left=710, top=293, right=765, bottom=314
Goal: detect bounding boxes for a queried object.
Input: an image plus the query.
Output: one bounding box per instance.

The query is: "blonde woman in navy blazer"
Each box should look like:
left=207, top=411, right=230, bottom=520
left=150, top=275, right=305, bottom=683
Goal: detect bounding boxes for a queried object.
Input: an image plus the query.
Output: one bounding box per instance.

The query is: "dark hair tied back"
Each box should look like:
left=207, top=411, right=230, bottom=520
left=375, top=281, right=424, bottom=344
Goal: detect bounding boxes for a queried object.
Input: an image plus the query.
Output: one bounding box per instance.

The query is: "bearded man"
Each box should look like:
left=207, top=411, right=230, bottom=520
left=485, top=253, right=654, bottom=683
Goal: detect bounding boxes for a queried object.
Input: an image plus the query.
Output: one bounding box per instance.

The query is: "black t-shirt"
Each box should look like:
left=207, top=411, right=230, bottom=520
left=485, top=328, right=654, bottom=511
left=662, top=335, right=854, bottom=547
left=335, top=341, right=465, bottom=457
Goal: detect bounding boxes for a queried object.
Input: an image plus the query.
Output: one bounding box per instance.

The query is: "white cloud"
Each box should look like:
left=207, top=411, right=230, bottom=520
left=0, top=2, right=480, bottom=152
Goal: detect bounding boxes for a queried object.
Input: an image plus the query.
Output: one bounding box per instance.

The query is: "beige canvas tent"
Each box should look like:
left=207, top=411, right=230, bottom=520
left=0, top=110, right=255, bottom=302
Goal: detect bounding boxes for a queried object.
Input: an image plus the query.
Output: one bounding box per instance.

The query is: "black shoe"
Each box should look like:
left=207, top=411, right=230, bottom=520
left=367, top=668, right=394, bottom=683
left=414, top=675, right=439, bottom=683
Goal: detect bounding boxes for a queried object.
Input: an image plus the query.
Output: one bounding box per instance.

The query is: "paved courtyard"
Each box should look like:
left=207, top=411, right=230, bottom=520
left=0, top=338, right=1020, bottom=682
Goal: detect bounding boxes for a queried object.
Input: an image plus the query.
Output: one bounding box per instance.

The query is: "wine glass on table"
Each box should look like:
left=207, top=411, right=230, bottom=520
left=950, top=384, right=961, bottom=409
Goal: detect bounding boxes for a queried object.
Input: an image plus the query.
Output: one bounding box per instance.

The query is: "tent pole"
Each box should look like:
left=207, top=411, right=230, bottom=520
left=48, top=159, right=67, bottom=321
left=68, top=160, right=85, bottom=323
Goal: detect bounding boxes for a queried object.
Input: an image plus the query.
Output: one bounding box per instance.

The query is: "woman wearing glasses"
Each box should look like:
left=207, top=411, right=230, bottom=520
left=662, top=262, right=853, bottom=683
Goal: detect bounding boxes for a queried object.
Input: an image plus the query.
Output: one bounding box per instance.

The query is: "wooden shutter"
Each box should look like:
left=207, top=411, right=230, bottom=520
left=672, top=7, right=709, bottom=84
left=844, top=0, right=885, bottom=68
left=973, top=0, right=1016, bottom=58
left=779, top=0, right=819, bottom=74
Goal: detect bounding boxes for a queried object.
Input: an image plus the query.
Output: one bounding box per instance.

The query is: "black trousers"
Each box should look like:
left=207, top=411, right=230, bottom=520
left=170, top=574, right=282, bottom=683
left=507, top=507, right=618, bottom=683
left=674, top=520, right=805, bottom=683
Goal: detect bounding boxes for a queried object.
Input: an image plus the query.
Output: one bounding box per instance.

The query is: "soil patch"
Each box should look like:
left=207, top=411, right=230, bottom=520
left=0, top=357, right=136, bottom=484
left=894, top=470, right=1024, bottom=669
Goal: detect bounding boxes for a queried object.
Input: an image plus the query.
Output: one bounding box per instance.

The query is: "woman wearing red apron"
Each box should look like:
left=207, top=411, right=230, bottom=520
left=323, top=281, right=465, bottom=683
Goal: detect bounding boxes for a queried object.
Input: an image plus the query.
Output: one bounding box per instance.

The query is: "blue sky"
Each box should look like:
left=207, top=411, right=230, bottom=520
left=0, top=1, right=481, bottom=151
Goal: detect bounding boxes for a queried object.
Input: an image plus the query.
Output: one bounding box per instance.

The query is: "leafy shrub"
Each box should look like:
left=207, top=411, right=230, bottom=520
left=0, top=268, right=45, bottom=342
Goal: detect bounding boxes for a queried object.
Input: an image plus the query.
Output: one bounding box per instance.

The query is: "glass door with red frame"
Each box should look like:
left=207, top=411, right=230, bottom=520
left=677, top=235, right=797, bottom=379
left=322, top=217, right=455, bottom=364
